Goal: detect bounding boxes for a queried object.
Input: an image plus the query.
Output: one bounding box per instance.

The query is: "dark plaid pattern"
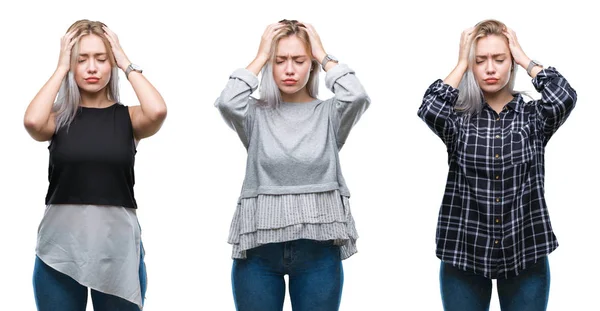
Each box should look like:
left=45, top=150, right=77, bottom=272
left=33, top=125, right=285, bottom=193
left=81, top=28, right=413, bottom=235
left=418, top=67, right=576, bottom=278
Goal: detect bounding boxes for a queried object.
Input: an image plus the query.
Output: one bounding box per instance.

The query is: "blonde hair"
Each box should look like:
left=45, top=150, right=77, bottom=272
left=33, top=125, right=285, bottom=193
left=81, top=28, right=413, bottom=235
left=53, top=19, right=120, bottom=131
left=259, top=19, right=320, bottom=108
left=456, top=19, right=518, bottom=115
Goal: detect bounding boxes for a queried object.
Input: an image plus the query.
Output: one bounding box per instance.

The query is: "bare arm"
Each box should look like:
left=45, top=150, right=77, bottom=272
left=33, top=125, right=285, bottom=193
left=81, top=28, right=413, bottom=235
left=103, top=26, right=167, bottom=141
left=24, top=30, right=79, bottom=141
left=443, top=27, right=476, bottom=88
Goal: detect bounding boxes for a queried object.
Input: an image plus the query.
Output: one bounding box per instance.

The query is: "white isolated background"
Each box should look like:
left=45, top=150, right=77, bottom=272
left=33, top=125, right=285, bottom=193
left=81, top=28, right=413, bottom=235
left=1, top=0, right=597, bottom=310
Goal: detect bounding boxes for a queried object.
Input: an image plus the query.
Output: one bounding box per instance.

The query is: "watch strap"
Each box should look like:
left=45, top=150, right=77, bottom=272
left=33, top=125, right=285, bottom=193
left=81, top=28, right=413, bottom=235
left=526, top=60, right=542, bottom=76
left=125, top=63, right=142, bottom=79
left=321, top=54, right=338, bottom=71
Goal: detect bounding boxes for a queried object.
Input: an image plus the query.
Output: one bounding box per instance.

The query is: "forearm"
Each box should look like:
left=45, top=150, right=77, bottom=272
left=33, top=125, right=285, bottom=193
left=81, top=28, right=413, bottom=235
left=24, top=67, right=67, bottom=132
left=246, top=55, right=269, bottom=76
left=127, top=72, right=167, bottom=121
left=443, top=62, right=468, bottom=89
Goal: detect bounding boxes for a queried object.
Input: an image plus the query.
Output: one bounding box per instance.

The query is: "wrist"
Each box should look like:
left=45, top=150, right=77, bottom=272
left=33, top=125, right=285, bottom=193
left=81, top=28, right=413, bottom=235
left=55, top=66, right=70, bottom=77
left=314, top=51, right=326, bottom=64
left=255, top=53, right=270, bottom=65
left=525, top=59, right=543, bottom=76
left=518, top=57, right=531, bottom=69
left=455, top=61, right=469, bottom=73
left=120, top=60, right=131, bottom=72
left=247, top=56, right=269, bottom=76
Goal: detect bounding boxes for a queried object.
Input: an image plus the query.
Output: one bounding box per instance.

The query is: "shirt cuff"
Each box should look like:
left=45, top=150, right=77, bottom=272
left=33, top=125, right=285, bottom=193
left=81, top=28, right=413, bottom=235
left=230, top=68, right=259, bottom=91
left=324, top=63, right=354, bottom=92
left=532, top=66, right=561, bottom=92
left=426, top=79, right=459, bottom=102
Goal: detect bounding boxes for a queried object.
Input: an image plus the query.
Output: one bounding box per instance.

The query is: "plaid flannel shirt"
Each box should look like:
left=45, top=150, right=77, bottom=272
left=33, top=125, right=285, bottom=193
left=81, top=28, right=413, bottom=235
left=418, top=67, right=577, bottom=278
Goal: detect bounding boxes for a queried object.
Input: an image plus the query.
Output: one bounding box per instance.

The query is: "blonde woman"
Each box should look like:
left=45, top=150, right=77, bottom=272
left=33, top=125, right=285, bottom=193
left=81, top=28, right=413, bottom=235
left=25, top=19, right=166, bottom=311
left=215, top=19, right=370, bottom=311
left=418, top=19, right=576, bottom=311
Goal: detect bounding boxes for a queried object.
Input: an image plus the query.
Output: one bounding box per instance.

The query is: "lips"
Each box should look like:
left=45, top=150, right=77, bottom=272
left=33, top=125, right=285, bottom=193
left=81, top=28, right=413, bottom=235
left=484, top=78, right=498, bottom=84
left=85, top=77, right=100, bottom=83
left=282, top=79, right=297, bottom=85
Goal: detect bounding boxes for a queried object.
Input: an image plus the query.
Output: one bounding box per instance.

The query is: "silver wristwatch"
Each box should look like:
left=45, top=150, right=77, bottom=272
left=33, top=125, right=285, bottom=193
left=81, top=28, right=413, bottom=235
left=526, top=60, right=543, bottom=76
left=321, top=54, right=338, bottom=71
left=125, top=63, right=143, bottom=79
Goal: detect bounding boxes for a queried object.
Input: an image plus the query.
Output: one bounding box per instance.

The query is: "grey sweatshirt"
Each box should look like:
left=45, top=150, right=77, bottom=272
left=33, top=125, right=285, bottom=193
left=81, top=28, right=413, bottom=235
left=215, top=64, right=370, bottom=199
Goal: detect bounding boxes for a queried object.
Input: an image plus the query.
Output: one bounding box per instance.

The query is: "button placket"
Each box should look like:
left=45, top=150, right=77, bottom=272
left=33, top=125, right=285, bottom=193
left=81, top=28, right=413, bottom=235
left=492, top=112, right=503, bottom=248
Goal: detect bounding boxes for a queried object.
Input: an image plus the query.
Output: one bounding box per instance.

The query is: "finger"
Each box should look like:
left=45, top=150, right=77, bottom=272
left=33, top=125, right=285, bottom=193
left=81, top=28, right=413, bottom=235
left=265, top=23, right=283, bottom=33
left=102, top=25, right=115, bottom=36
left=102, top=26, right=120, bottom=44
left=67, top=34, right=83, bottom=49
left=61, top=30, right=78, bottom=47
left=301, top=23, right=316, bottom=35
left=502, top=30, right=514, bottom=43
left=103, top=31, right=115, bottom=47
left=103, top=30, right=119, bottom=48
left=64, top=29, right=79, bottom=40
left=266, top=26, right=286, bottom=41
left=102, top=27, right=115, bottom=41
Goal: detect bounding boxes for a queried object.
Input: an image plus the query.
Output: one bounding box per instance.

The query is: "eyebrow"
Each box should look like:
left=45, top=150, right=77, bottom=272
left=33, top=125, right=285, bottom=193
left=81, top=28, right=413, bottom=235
left=475, top=53, right=507, bottom=58
left=275, top=55, right=307, bottom=59
left=78, top=53, right=108, bottom=57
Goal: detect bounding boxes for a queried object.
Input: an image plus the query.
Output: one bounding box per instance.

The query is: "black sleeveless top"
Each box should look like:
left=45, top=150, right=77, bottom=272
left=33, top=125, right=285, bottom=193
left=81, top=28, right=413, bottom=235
left=45, top=103, right=138, bottom=209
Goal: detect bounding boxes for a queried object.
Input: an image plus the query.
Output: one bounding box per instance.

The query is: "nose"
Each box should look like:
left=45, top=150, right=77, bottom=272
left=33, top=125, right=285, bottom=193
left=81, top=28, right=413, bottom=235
left=284, top=60, right=294, bottom=75
left=87, top=59, right=98, bottom=74
left=485, top=59, right=496, bottom=75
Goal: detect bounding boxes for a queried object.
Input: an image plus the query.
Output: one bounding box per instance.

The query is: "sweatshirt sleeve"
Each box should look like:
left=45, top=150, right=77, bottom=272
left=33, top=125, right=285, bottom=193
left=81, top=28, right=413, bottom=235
left=214, top=68, right=258, bottom=149
left=325, top=64, right=371, bottom=149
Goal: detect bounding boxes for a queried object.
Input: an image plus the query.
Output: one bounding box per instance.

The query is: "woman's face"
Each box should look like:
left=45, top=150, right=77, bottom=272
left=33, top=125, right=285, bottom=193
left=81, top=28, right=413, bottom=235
left=73, top=34, right=112, bottom=95
left=272, top=34, right=312, bottom=102
left=473, top=34, right=513, bottom=96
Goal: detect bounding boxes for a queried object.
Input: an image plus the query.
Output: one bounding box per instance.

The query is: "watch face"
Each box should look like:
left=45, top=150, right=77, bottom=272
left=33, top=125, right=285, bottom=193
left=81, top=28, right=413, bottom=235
left=131, top=64, right=142, bottom=71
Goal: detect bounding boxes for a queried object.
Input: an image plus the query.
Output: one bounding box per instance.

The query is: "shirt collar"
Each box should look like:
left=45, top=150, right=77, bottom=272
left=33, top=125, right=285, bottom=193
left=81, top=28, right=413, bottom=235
left=482, top=93, right=524, bottom=114
left=506, top=93, right=524, bottom=112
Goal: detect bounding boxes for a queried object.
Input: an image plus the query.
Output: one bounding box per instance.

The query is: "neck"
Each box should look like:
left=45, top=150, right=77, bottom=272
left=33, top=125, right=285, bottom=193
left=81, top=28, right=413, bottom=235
left=281, top=89, right=314, bottom=103
left=80, top=89, right=113, bottom=108
left=484, top=88, right=514, bottom=114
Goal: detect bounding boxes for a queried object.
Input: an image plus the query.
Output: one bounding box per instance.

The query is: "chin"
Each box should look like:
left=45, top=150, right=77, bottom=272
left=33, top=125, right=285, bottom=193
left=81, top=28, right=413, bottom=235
left=280, top=88, right=301, bottom=95
left=479, top=83, right=505, bottom=95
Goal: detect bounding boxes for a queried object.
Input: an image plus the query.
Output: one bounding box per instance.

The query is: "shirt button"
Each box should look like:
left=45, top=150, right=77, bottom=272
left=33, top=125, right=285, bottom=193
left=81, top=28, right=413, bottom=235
left=496, top=117, right=500, bottom=121
left=495, top=218, right=500, bottom=223
left=495, top=135, right=500, bottom=139
left=495, top=175, right=500, bottom=180
left=494, top=240, right=499, bottom=244
left=495, top=154, right=500, bottom=158
left=496, top=198, right=500, bottom=202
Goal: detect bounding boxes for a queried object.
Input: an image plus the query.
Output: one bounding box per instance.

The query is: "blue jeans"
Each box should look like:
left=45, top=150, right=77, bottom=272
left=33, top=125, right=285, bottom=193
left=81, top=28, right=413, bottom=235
left=232, top=239, right=344, bottom=311
left=32, top=248, right=147, bottom=311
left=440, top=257, right=550, bottom=311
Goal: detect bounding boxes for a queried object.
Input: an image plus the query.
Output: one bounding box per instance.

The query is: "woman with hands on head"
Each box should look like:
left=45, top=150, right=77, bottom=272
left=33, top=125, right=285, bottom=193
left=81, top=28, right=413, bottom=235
left=24, top=19, right=166, bottom=311
left=418, top=19, right=576, bottom=311
left=215, top=19, right=370, bottom=311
